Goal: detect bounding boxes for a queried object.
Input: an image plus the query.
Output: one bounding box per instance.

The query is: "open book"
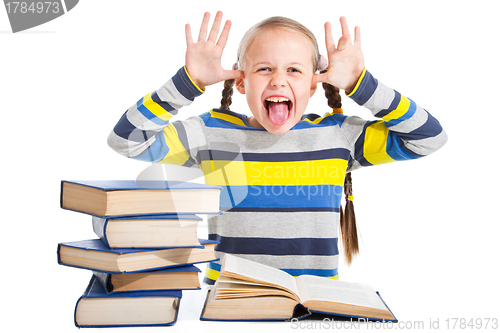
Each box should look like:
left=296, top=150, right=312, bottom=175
left=200, top=255, right=396, bottom=322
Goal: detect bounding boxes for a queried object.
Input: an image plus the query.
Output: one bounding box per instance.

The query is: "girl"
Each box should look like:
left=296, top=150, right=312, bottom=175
left=108, top=12, right=447, bottom=284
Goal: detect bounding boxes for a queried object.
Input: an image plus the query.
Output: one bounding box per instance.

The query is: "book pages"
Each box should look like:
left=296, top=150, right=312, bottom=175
left=296, top=275, right=387, bottom=310
left=222, top=254, right=300, bottom=299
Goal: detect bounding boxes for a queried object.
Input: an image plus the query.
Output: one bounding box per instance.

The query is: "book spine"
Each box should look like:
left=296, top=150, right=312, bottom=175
left=92, top=216, right=110, bottom=247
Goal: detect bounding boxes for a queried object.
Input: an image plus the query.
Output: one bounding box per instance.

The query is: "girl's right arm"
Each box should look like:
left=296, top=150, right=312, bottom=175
left=107, top=12, right=242, bottom=165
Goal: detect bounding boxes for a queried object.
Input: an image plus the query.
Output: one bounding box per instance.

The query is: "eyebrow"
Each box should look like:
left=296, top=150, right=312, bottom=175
left=251, top=61, right=307, bottom=68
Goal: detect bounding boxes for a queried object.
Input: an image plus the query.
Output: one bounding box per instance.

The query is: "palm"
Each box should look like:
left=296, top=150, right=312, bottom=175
left=185, top=12, right=243, bottom=90
left=313, top=17, right=365, bottom=93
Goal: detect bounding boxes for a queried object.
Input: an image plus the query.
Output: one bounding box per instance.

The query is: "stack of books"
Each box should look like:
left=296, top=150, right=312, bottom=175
left=57, top=180, right=222, bottom=328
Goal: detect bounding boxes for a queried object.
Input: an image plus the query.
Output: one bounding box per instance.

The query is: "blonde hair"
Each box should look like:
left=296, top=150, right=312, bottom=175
left=236, top=16, right=320, bottom=71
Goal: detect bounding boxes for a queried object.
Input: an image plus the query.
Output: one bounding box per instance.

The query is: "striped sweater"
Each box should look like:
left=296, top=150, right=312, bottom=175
left=108, top=66, right=447, bottom=284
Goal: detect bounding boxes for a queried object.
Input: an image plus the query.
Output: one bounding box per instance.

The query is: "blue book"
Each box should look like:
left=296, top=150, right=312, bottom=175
left=75, top=275, right=181, bottom=327
left=92, top=214, right=203, bottom=249
left=60, top=180, right=222, bottom=217
left=93, top=265, right=202, bottom=293
left=57, top=238, right=218, bottom=274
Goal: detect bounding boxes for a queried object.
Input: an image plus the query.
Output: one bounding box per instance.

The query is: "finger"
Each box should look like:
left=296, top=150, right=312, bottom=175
left=311, top=72, right=327, bottom=84
left=324, top=22, right=336, bottom=54
left=222, top=69, right=245, bottom=81
left=185, top=24, right=194, bottom=45
left=339, top=16, right=351, bottom=39
left=216, top=20, right=232, bottom=49
left=354, top=26, right=361, bottom=47
left=336, top=33, right=351, bottom=51
left=208, top=11, right=223, bottom=43
left=198, top=12, right=210, bottom=42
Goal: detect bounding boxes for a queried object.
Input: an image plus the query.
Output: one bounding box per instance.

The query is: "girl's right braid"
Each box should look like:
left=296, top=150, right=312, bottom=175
left=220, top=79, right=235, bottom=110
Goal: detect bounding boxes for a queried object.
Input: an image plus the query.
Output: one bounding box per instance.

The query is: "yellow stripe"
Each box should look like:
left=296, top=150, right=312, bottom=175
left=326, top=274, right=339, bottom=280
left=142, top=92, right=173, bottom=122
left=205, top=267, right=220, bottom=281
left=363, top=120, right=396, bottom=165
left=346, top=68, right=367, bottom=97
left=183, top=66, right=205, bottom=93
left=382, top=95, right=410, bottom=123
left=212, top=111, right=247, bottom=127
left=201, top=159, right=347, bottom=186
left=160, top=124, right=190, bottom=165
left=303, top=115, right=326, bottom=125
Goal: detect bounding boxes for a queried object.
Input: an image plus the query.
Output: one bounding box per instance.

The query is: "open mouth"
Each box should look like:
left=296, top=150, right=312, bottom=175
left=264, top=97, right=293, bottom=126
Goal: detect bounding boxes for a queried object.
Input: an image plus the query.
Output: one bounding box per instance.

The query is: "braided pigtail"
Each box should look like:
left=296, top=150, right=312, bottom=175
left=220, top=78, right=235, bottom=110
left=321, top=69, right=359, bottom=265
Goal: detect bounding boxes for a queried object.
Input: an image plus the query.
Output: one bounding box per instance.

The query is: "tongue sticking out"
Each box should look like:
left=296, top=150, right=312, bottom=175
left=267, top=102, right=289, bottom=126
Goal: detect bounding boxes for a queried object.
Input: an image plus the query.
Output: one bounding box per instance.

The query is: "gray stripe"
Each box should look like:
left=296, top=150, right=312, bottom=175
left=214, top=252, right=339, bottom=270
left=208, top=211, right=339, bottom=239
left=403, top=130, right=448, bottom=156
left=156, top=79, right=193, bottom=110
left=364, top=80, right=396, bottom=114
left=389, top=104, right=428, bottom=134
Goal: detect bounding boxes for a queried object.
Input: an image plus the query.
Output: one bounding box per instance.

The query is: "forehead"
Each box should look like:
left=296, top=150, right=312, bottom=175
left=245, top=28, right=316, bottom=66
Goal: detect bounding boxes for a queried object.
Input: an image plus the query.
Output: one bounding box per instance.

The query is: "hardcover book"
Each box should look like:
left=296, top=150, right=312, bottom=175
left=93, top=265, right=201, bottom=293
left=92, top=214, right=202, bottom=248
left=75, top=275, right=181, bottom=327
left=57, top=238, right=218, bottom=273
left=200, top=255, right=397, bottom=322
left=60, top=180, right=222, bottom=217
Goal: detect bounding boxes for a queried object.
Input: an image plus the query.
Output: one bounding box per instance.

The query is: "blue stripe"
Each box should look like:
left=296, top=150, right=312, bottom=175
left=210, top=234, right=339, bottom=256
left=293, top=113, right=346, bottom=129
left=226, top=207, right=340, bottom=213
left=151, top=91, right=178, bottom=114
left=207, top=261, right=222, bottom=271
left=172, top=67, right=204, bottom=101
left=203, top=276, right=216, bottom=285
left=349, top=70, right=378, bottom=106
left=385, top=131, right=421, bottom=161
left=282, top=267, right=338, bottom=278
left=136, top=97, right=170, bottom=126
left=353, top=121, right=376, bottom=167
left=134, top=130, right=170, bottom=163
left=400, top=110, right=444, bottom=141
left=113, top=112, right=158, bottom=142
left=198, top=148, right=351, bottom=163
left=220, top=185, right=343, bottom=210
left=384, top=98, right=417, bottom=128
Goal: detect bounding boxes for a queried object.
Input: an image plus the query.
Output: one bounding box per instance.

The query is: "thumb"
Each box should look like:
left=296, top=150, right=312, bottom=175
left=312, top=73, right=328, bottom=85
left=222, top=69, right=244, bottom=81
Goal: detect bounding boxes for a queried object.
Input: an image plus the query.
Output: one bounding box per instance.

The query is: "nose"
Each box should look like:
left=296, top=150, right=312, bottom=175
left=270, top=71, right=287, bottom=88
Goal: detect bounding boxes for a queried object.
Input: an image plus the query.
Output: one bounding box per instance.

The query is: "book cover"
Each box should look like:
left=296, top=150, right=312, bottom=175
left=57, top=238, right=219, bottom=273
left=60, top=180, right=223, bottom=217
left=74, top=275, right=182, bottom=327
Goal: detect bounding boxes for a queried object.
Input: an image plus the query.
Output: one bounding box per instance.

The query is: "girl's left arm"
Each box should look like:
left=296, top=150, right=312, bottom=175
left=342, top=69, right=447, bottom=170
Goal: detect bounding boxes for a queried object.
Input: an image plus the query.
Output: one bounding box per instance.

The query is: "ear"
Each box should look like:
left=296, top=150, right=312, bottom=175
left=235, top=78, right=246, bottom=94
left=310, top=81, right=318, bottom=98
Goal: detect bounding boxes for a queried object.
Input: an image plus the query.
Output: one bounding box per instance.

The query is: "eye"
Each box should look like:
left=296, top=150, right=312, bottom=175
left=288, top=68, right=301, bottom=73
left=257, top=67, right=271, bottom=72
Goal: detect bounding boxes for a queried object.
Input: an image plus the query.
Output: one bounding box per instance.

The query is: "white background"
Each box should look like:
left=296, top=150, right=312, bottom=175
left=1, top=0, right=499, bottom=332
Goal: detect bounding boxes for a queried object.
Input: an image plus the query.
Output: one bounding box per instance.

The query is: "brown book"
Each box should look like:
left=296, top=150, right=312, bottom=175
left=200, top=255, right=397, bottom=322
left=60, top=180, right=221, bottom=217
left=93, top=265, right=201, bottom=293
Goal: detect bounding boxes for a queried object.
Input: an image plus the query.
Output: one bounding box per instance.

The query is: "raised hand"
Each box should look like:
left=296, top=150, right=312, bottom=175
left=313, top=17, right=365, bottom=94
left=185, top=11, right=243, bottom=90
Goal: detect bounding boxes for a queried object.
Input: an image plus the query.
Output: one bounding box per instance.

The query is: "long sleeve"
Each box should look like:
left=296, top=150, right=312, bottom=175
left=341, top=68, right=447, bottom=171
left=107, top=67, right=205, bottom=166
